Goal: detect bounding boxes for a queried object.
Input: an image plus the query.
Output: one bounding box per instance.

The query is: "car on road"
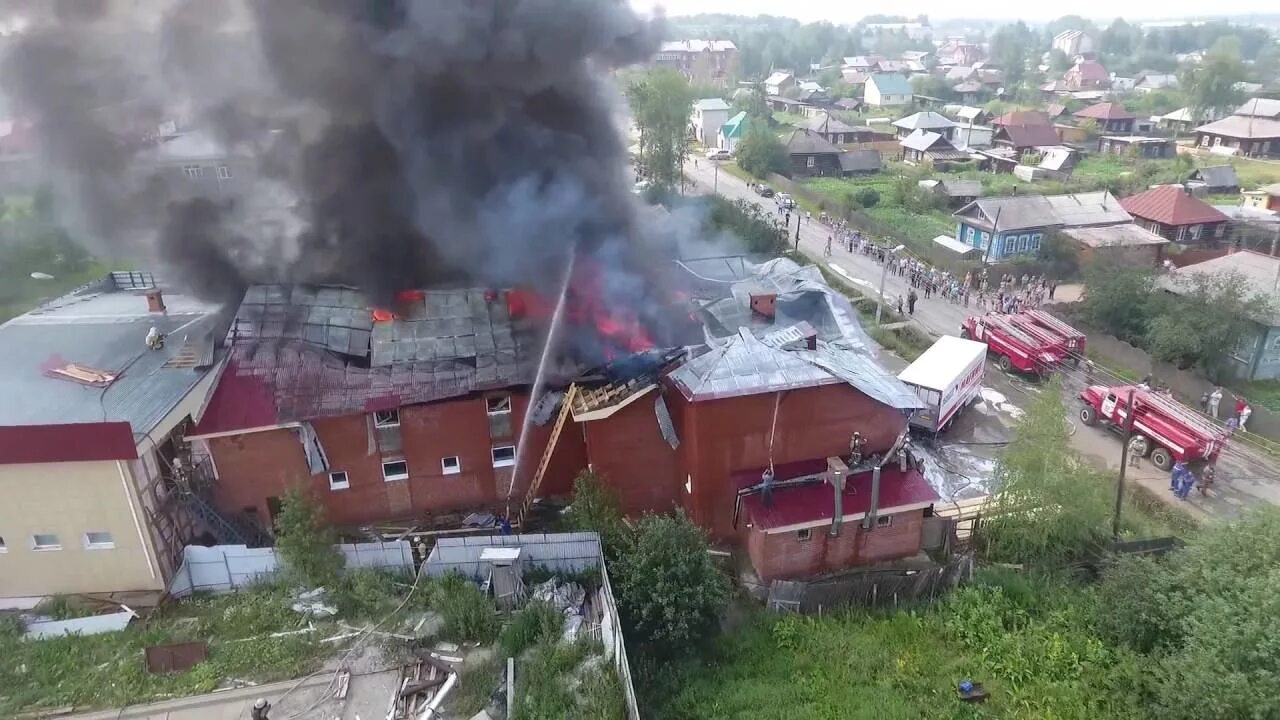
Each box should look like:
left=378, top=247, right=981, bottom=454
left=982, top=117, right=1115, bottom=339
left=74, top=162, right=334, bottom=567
left=705, top=148, right=732, bottom=160
left=775, top=192, right=796, bottom=209
left=753, top=183, right=775, bottom=197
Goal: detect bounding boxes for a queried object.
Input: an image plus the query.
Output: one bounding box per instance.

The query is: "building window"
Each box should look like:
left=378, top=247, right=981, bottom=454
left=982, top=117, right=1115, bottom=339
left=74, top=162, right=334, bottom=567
left=216, top=165, right=232, bottom=180
left=0, top=535, right=6, bottom=553
left=84, top=531, right=115, bottom=550
left=329, top=471, right=350, bottom=490
left=1030, top=234, right=1043, bottom=252
left=486, top=396, right=512, bottom=416
left=876, top=515, right=894, bottom=528
left=796, top=528, right=812, bottom=542
left=32, top=533, right=61, bottom=551
left=806, top=156, right=815, bottom=168
left=183, top=165, right=203, bottom=178
left=487, top=395, right=513, bottom=438
left=374, top=409, right=400, bottom=428
left=382, top=460, right=409, bottom=482
left=441, top=456, right=461, bottom=475
left=491, top=445, right=516, bottom=468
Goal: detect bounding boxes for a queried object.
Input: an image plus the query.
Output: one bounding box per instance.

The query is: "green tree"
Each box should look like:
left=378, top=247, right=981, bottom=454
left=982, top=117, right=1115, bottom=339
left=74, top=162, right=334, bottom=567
left=1048, top=48, right=1072, bottom=73
left=1145, top=269, right=1274, bottom=378
left=706, top=196, right=787, bottom=254
left=274, top=484, right=344, bottom=587
left=564, top=470, right=629, bottom=558
left=735, top=119, right=789, bottom=178
left=910, top=74, right=952, bottom=99
left=1179, top=36, right=1246, bottom=118
left=612, top=511, right=728, bottom=658
left=626, top=69, right=694, bottom=190
left=854, top=188, right=880, bottom=209
left=990, top=22, right=1034, bottom=89
left=731, top=83, right=770, bottom=121
left=983, top=379, right=1113, bottom=565
left=1078, top=262, right=1156, bottom=342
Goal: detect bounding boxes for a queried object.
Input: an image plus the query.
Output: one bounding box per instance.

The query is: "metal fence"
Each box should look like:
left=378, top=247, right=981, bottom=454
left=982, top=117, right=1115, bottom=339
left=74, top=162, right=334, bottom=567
left=422, top=532, right=641, bottom=720
left=167, top=541, right=414, bottom=598
left=767, top=554, right=976, bottom=614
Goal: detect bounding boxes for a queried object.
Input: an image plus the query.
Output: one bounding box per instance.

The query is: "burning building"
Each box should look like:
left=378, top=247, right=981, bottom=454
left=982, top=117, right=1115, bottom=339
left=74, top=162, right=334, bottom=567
left=190, top=256, right=939, bottom=582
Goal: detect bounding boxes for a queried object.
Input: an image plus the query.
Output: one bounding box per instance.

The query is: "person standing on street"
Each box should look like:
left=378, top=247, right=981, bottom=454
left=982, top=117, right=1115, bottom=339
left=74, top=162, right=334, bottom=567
left=896, top=294, right=905, bottom=316
left=825, top=236, right=833, bottom=257
left=1209, top=387, right=1223, bottom=418
left=907, top=288, right=918, bottom=315
left=1200, top=390, right=1211, bottom=413
left=1239, top=398, right=1253, bottom=432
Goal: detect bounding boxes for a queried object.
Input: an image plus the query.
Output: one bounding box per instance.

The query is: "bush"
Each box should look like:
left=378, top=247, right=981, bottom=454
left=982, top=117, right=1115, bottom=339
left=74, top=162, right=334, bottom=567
left=274, top=484, right=344, bottom=588
left=612, top=511, right=728, bottom=658
left=564, top=470, right=631, bottom=557
left=427, top=573, right=499, bottom=643
left=1093, top=555, right=1173, bottom=653
left=500, top=601, right=564, bottom=657
left=332, top=568, right=406, bottom=618
left=854, top=188, right=880, bottom=209
left=736, top=118, right=789, bottom=178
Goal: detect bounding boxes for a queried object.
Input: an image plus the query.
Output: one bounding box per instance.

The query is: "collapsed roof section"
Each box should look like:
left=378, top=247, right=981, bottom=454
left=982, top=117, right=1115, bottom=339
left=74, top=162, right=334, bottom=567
left=671, top=258, right=922, bottom=410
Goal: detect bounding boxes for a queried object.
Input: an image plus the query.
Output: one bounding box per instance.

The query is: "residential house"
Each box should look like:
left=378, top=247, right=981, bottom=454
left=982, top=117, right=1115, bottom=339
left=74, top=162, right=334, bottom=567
left=1110, top=76, right=1138, bottom=92
left=842, top=55, right=884, bottom=72
left=900, top=129, right=970, bottom=166
left=876, top=60, right=910, bottom=75
left=892, top=111, right=957, bottom=141
left=952, top=124, right=995, bottom=149
left=1062, top=61, right=1110, bottom=91
left=1074, top=102, right=1137, bottom=133
left=1097, top=135, right=1176, bottom=158
left=992, top=110, right=1052, bottom=128
left=944, top=65, right=977, bottom=84
left=803, top=112, right=865, bottom=145
left=952, top=191, right=1131, bottom=259
left=765, top=71, right=796, bottom=97
left=902, top=50, right=932, bottom=64
left=1013, top=146, right=1079, bottom=182
left=1120, top=185, right=1230, bottom=244
left=690, top=98, right=731, bottom=146
left=1159, top=107, right=1219, bottom=134
left=767, top=96, right=810, bottom=114
left=782, top=128, right=844, bottom=177
left=653, top=40, right=740, bottom=88
left=951, top=81, right=986, bottom=105
left=991, top=123, right=1062, bottom=156
left=841, top=68, right=872, bottom=86
left=0, top=272, right=228, bottom=599
left=864, top=74, right=913, bottom=108
left=717, top=111, right=747, bottom=153
left=936, top=41, right=984, bottom=68
left=1062, top=224, right=1169, bottom=267
left=1044, top=103, right=1067, bottom=121
left=137, top=129, right=250, bottom=198
left=1194, top=98, right=1280, bottom=158
left=1052, top=29, right=1096, bottom=57
left=838, top=149, right=883, bottom=176
left=947, top=105, right=989, bottom=125
left=1157, top=251, right=1280, bottom=380
left=833, top=98, right=864, bottom=113
left=977, top=68, right=1005, bottom=89
left=1135, top=73, right=1178, bottom=93
left=1186, top=165, right=1240, bottom=194
left=1054, top=123, right=1091, bottom=144
left=919, top=178, right=983, bottom=207
left=1241, top=183, right=1280, bottom=211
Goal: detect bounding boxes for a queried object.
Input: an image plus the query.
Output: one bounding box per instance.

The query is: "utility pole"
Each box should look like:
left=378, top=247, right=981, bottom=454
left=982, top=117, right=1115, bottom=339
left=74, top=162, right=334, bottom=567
left=713, top=160, right=719, bottom=193
left=875, top=245, right=906, bottom=324
left=1112, top=387, right=1138, bottom=540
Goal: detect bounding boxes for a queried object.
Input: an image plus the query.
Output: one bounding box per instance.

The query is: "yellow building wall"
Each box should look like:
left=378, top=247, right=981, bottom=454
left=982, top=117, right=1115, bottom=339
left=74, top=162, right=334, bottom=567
left=0, top=460, right=163, bottom=598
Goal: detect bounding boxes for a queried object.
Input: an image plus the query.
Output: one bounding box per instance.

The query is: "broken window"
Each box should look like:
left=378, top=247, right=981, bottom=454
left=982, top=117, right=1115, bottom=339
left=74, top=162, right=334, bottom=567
left=32, top=533, right=61, bottom=551
left=486, top=395, right=513, bottom=438
left=796, top=528, right=812, bottom=543
left=491, top=445, right=516, bottom=468
left=297, top=422, right=330, bottom=475
left=329, top=471, right=350, bottom=490
left=84, top=531, right=115, bottom=550
left=877, top=515, right=894, bottom=529
left=441, top=456, right=461, bottom=475
left=382, top=460, right=409, bottom=482
left=374, top=409, right=400, bottom=427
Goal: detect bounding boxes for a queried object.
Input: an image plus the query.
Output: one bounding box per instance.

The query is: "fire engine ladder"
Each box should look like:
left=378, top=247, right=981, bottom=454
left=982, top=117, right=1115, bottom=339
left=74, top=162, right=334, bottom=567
left=517, top=384, right=579, bottom=527
left=983, top=314, right=1039, bottom=348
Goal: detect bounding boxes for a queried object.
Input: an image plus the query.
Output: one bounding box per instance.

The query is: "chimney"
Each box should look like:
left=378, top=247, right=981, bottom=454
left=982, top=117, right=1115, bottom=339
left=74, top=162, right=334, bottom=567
left=749, top=291, right=777, bottom=319
left=826, top=456, right=849, bottom=537
left=145, top=289, right=166, bottom=313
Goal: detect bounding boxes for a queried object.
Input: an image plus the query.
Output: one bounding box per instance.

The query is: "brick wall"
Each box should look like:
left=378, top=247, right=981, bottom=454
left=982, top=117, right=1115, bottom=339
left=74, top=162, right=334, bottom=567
left=580, top=391, right=682, bottom=516
left=746, top=509, right=925, bottom=582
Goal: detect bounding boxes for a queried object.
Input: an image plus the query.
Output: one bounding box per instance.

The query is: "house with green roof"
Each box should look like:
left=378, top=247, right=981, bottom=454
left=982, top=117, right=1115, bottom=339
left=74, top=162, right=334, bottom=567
left=864, top=73, right=912, bottom=108
left=718, top=111, right=747, bottom=152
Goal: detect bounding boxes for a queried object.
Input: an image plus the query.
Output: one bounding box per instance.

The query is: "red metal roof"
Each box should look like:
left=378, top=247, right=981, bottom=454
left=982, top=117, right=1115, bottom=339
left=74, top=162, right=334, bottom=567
left=997, top=124, right=1061, bottom=148
left=993, top=110, right=1051, bottom=127
left=0, top=422, right=137, bottom=464
left=739, top=461, right=940, bottom=531
left=1071, top=61, right=1109, bottom=82
left=1119, top=185, right=1229, bottom=227
left=1074, top=102, right=1136, bottom=121
left=189, top=361, right=285, bottom=436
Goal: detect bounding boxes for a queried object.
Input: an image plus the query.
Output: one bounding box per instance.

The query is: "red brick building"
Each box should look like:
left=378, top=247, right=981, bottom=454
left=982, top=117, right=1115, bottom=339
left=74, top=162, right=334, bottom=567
left=190, top=259, right=938, bottom=581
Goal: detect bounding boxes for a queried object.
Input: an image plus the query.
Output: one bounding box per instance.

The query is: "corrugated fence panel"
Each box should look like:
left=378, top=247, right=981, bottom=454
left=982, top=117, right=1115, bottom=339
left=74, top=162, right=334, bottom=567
left=423, top=532, right=603, bottom=580
left=168, top=541, right=414, bottom=598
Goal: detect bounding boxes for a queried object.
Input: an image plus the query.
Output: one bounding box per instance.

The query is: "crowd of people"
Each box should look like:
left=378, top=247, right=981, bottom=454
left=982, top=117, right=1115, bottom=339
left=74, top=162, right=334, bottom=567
left=817, top=225, right=1060, bottom=317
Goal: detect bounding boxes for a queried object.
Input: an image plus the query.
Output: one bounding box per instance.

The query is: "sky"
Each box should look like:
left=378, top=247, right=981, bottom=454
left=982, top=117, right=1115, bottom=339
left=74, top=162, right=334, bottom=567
left=631, top=0, right=1269, bottom=24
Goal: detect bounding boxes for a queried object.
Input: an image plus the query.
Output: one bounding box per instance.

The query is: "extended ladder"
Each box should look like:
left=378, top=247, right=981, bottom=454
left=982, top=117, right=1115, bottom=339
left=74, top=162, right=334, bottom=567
left=517, top=384, right=578, bottom=527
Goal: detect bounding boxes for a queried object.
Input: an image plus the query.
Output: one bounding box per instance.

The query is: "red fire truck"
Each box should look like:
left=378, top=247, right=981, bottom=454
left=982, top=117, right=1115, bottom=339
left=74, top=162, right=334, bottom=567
left=1020, top=309, right=1086, bottom=365
left=960, top=313, right=1063, bottom=375
left=1078, top=384, right=1226, bottom=471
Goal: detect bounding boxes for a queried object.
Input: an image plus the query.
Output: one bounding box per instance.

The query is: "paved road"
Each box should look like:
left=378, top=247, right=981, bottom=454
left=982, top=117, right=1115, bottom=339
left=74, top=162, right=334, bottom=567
left=684, top=159, right=1280, bottom=521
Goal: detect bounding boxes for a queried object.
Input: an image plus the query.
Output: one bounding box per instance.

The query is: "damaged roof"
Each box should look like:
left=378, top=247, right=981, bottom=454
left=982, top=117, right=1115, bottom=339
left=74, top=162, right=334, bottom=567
left=193, top=284, right=537, bottom=435
left=670, top=258, right=922, bottom=409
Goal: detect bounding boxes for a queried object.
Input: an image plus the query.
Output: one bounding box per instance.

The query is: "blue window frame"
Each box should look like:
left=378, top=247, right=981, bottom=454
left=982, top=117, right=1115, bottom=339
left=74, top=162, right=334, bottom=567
left=1030, top=233, right=1042, bottom=251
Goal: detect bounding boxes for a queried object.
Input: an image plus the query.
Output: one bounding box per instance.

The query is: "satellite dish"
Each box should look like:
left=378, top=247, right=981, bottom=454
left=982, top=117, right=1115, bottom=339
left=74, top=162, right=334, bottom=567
left=30, top=272, right=54, bottom=280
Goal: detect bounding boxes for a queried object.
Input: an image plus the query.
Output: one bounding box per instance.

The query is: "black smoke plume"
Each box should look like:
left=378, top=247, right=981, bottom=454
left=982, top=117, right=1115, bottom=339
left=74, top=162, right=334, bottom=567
left=0, top=0, right=675, bottom=338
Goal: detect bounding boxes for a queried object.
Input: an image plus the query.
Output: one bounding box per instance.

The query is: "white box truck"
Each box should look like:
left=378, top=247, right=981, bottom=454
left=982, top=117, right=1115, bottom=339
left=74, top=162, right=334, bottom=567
left=898, top=335, right=986, bottom=433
